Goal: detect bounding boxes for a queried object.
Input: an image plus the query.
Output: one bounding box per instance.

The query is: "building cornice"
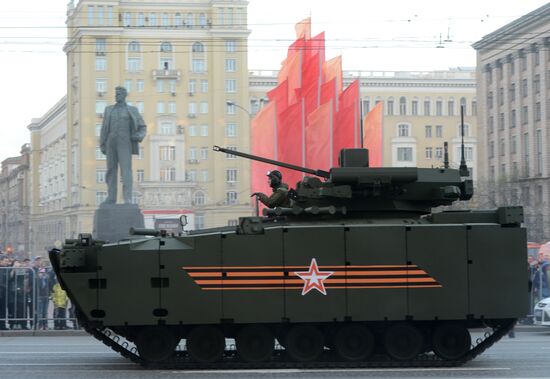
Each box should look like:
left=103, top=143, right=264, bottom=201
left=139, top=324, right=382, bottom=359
left=472, top=3, right=550, bottom=50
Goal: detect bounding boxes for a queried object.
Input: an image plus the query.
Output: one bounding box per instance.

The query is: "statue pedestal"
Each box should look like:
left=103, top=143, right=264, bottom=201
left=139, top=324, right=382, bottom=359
left=93, top=203, right=145, bottom=242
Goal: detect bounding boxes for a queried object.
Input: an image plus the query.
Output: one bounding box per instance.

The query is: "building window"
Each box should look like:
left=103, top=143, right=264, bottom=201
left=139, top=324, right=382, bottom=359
left=95, top=147, right=106, bottom=160
left=200, top=147, right=208, bottom=160
left=226, top=102, right=236, bottom=114
left=123, top=12, right=131, bottom=26
left=188, top=79, right=196, bottom=94
left=425, top=125, right=432, bottom=138
left=160, top=41, right=172, bottom=53
left=226, top=123, right=237, bottom=137
left=226, top=169, right=237, bottom=183
left=499, top=113, right=505, bottom=130
left=159, top=146, right=176, bottom=161
left=96, top=79, right=107, bottom=93
left=436, top=99, right=443, bottom=116
left=536, top=129, right=542, bottom=176
left=535, top=102, right=541, bottom=121
left=136, top=80, right=144, bottom=92
left=511, top=135, right=517, bottom=154
left=168, top=101, right=176, bottom=114
left=226, top=191, right=238, bottom=205
left=436, top=125, right=443, bottom=138
left=186, top=169, right=197, bottom=181
left=175, top=13, right=183, bottom=27
left=489, top=141, right=494, bottom=158
left=226, top=40, right=236, bottom=52
left=127, top=58, right=141, bottom=72
left=136, top=169, right=144, bottom=182
left=192, top=59, right=205, bottom=73
left=200, top=124, right=209, bottom=136
left=189, top=147, right=197, bottom=160
left=411, top=100, right=418, bottom=116
left=458, top=124, right=470, bottom=137
left=362, top=99, right=370, bottom=114
left=228, top=219, right=238, bottom=227
left=95, top=58, right=107, bottom=71
left=226, top=146, right=237, bottom=158
left=435, top=147, right=443, bottom=160
left=186, top=12, right=194, bottom=27
left=510, top=83, right=516, bottom=101
left=138, top=146, right=145, bottom=159
left=160, top=167, right=176, bottom=182
left=200, top=102, right=209, bottom=114
left=397, top=147, right=413, bottom=162
left=194, top=192, right=205, bottom=206
left=161, top=13, right=170, bottom=27
left=200, top=80, right=209, bottom=93
left=149, top=13, right=157, bottom=27
left=471, top=100, right=477, bottom=116
left=201, top=169, right=209, bottom=182
left=157, top=101, right=165, bottom=114
left=522, top=79, right=528, bottom=98
left=534, top=74, right=541, bottom=94
left=160, top=122, right=175, bottom=135
left=95, top=101, right=107, bottom=115
left=399, top=97, right=407, bottom=115
left=425, top=147, right=432, bottom=159
left=225, top=59, right=236, bottom=72
left=225, top=79, right=237, bottom=93
left=522, top=105, right=529, bottom=125
left=188, top=125, right=197, bottom=136
left=128, top=41, right=140, bottom=52
left=397, top=124, right=409, bottom=137
left=96, top=169, right=106, bottom=183
left=447, top=99, right=454, bottom=116
left=95, top=124, right=102, bottom=137
left=96, top=38, right=106, bottom=53
left=424, top=99, right=431, bottom=116
left=387, top=98, right=394, bottom=115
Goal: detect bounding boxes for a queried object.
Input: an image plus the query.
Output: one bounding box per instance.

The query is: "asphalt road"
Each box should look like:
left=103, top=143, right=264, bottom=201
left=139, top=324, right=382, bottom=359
left=0, top=328, right=549, bottom=379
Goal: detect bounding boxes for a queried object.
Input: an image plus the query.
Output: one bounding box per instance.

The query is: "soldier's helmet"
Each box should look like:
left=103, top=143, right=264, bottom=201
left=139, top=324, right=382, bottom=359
left=267, top=170, right=282, bottom=181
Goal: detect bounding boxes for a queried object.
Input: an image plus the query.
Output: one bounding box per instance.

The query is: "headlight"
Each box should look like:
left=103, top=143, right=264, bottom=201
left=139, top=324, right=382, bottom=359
left=537, top=302, right=547, bottom=307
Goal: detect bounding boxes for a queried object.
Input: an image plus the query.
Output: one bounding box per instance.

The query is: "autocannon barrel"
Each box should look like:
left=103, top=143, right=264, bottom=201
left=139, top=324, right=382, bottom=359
left=213, top=145, right=330, bottom=179
left=129, top=227, right=160, bottom=237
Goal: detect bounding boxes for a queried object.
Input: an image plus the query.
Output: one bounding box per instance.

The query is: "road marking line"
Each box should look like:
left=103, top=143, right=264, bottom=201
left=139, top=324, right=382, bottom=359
left=171, top=367, right=511, bottom=374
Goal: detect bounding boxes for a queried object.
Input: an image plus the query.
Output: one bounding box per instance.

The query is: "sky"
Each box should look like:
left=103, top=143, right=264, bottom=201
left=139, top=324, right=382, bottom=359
left=0, top=0, right=547, bottom=162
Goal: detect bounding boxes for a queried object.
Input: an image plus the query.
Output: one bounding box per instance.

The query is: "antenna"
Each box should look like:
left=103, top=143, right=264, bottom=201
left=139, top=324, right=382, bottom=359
left=459, top=105, right=470, bottom=177
left=443, top=142, right=449, bottom=169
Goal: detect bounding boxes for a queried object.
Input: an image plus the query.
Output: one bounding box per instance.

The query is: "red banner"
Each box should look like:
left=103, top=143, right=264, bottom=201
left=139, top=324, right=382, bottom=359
left=363, top=102, right=383, bottom=167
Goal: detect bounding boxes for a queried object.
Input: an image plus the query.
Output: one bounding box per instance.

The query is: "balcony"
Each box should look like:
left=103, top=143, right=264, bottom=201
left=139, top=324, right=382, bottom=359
left=152, top=69, right=181, bottom=80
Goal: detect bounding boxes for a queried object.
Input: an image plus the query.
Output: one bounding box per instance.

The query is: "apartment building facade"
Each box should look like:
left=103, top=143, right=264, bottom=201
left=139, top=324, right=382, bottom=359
left=58, top=0, right=252, bottom=239
left=473, top=3, right=550, bottom=241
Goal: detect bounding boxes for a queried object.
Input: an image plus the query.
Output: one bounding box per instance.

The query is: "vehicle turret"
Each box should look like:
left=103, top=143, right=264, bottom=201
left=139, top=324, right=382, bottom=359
left=213, top=145, right=473, bottom=218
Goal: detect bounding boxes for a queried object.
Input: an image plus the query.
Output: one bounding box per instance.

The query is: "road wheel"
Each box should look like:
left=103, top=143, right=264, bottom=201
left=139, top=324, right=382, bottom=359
left=285, top=324, right=324, bottom=362
left=383, top=323, right=424, bottom=361
left=135, top=326, right=177, bottom=362
left=236, top=325, right=275, bottom=362
left=334, top=324, right=375, bottom=361
left=186, top=326, right=225, bottom=363
left=432, top=323, right=471, bottom=360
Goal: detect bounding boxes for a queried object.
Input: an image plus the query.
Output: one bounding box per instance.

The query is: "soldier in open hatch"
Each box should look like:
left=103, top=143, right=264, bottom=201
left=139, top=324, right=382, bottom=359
left=251, top=170, right=291, bottom=208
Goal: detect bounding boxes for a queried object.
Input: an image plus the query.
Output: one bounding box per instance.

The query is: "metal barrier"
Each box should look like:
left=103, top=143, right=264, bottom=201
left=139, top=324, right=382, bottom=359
left=0, top=266, right=79, bottom=331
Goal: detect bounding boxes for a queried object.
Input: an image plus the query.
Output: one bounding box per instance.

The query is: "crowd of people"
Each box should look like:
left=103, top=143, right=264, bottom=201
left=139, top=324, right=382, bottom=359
left=0, top=254, right=76, bottom=330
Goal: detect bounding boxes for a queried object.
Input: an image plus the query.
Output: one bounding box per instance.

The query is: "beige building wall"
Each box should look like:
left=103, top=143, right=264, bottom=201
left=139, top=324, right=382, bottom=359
left=473, top=3, right=550, bottom=241
left=61, top=0, right=252, bottom=238
left=27, top=97, right=67, bottom=254
left=249, top=69, right=477, bottom=178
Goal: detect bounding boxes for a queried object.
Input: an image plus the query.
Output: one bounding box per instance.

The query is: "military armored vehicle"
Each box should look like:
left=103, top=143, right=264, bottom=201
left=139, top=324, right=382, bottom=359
left=50, top=137, right=528, bottom=368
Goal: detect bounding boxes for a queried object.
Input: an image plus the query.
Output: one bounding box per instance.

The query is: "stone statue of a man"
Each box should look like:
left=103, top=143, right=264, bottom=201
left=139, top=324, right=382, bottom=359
left=100, top=86, right=146, bottom=204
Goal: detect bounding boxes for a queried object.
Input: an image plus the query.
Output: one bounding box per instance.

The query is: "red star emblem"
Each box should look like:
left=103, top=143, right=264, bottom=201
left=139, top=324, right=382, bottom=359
left=294, top=258, right=334, bottom=295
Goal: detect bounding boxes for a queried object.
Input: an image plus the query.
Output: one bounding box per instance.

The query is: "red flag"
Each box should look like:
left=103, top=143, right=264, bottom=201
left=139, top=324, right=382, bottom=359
left=278, top=52, right=301, bottom=105
left=335, top=80, right=360, bottom=153
left=278, top=100, right=304, bottom=189
left=251, top=102, right=277, bottom=197
left=305, top=32, right=325, bottom=62
left=306, top=101, right=332, bottom=170
left=333, top=103, right=356, bottom=164
left=267, top=79, right=288, bottom=116
left=323, top=56, right=342, bottom=95
left=295, top=17, right=311, bottom=39
left=363, top=102, right=383, bottom=167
